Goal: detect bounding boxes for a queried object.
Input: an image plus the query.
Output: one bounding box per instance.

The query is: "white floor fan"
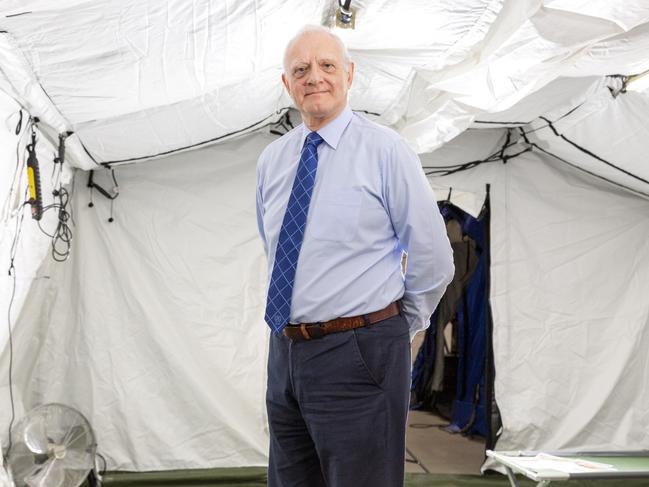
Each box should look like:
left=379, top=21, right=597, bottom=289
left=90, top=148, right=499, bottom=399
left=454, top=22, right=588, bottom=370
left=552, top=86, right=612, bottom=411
left=3, top=404, right=98, bottom=487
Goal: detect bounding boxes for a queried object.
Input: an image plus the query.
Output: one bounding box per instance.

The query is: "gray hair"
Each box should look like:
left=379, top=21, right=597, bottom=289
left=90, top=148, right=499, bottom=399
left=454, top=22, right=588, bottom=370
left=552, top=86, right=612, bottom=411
left=283, top=25, right=352, bottom=74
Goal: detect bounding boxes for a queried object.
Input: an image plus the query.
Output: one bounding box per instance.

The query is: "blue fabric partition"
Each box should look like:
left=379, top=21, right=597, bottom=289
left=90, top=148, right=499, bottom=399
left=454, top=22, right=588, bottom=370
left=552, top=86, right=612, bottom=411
left=411, top=201, right=489, bottom=437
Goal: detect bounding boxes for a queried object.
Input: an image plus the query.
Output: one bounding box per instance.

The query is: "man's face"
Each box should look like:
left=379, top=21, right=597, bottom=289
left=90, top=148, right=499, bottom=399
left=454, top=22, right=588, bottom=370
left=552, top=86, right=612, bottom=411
left=282, top=32, right=354, bottom=128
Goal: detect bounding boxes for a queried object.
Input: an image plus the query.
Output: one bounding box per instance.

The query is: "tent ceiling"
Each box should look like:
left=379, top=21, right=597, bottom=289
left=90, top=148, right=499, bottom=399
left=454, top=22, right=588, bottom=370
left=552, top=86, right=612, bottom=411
left=0, top=0, right=648, bottom=167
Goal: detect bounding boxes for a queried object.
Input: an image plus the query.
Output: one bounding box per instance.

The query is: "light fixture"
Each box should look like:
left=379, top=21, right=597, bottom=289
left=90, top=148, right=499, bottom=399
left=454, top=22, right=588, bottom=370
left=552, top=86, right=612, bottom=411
left=335, top=0, right=355, bottom=29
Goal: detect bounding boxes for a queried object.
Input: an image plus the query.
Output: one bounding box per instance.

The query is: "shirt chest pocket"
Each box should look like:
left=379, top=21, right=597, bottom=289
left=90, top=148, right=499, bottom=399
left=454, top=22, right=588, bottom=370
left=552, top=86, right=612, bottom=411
left=308, top=189, right=362, bottom=242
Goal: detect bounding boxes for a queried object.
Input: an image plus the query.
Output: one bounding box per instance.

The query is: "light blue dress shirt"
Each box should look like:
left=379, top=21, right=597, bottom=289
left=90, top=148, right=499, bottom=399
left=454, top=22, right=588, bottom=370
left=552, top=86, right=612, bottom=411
left=256, top=107, right=454, bottom=338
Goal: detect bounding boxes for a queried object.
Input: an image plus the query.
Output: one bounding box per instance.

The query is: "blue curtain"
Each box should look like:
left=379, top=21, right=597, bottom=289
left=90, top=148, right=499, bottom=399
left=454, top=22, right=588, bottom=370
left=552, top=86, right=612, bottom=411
left=411, top=201, right=488, bottom=437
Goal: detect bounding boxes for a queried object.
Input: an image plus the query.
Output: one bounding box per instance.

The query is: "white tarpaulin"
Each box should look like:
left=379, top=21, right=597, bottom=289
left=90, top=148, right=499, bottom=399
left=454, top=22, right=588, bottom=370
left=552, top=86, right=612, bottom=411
left=1, top=136, right=273, bottom=469
left=1, top=1, right=649, bottom=163
left=1, top=0, right=649, bottom=473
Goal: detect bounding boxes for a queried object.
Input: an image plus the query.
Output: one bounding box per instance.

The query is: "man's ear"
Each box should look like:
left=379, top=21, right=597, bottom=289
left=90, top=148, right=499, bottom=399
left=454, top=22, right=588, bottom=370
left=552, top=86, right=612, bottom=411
left=346, top=62, right=355, bottom=88
left=281, top=73, right=290, bottom=93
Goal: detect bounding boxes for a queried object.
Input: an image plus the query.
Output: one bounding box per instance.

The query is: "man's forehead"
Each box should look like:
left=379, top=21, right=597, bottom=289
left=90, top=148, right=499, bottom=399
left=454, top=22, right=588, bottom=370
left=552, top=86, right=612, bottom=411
left=286, top=33, right=344, bottom=63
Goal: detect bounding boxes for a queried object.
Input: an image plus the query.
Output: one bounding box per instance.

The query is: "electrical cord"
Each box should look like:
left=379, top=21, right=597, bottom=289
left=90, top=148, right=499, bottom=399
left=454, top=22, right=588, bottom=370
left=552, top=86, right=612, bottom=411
left=25, top=125, right=75, bottom=261
left=3, top=113, right=31, bottom=460
left=4, top=193, right=28, bottom=461
left=36, top=186, right=73, bottom=262
left=96, top=452, right=107, bottom=475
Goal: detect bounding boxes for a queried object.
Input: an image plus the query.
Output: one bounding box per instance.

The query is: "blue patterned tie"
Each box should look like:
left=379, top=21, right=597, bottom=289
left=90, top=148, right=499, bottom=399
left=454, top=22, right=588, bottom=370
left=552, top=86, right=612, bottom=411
left=265, top=132, right=324, bottom=333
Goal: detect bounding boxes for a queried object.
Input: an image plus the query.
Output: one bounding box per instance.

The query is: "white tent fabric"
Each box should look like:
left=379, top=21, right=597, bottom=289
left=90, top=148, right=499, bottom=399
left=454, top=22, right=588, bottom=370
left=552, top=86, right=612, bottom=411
left=425, top=144, right=649, bottom=458
left=1, top=0, right=649, bottom=473
left=1, top=1, right=649, bottom=164
left=1, top=136, right=273, bottom=469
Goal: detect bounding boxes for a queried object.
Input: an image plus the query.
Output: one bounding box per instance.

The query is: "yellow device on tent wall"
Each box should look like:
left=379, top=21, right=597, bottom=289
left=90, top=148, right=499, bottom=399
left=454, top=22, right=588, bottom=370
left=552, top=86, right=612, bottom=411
left=26, top=129, right=43, bottom=221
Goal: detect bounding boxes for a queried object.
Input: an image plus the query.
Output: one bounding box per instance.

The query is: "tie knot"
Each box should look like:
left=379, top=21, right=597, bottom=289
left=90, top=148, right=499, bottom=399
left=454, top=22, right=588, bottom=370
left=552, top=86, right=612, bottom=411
left=305, top=132, right=323, bottom=148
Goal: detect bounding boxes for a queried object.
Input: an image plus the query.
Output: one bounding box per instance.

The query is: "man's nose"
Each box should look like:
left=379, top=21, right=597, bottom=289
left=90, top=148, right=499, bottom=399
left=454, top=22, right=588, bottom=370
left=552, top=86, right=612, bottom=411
left=306, top=63, right=322, bottom=84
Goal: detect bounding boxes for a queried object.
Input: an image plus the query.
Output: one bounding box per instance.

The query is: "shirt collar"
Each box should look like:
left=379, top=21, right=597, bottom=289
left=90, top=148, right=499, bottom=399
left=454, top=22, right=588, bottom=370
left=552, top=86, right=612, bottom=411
left=301, top=106, right=353, bottom=150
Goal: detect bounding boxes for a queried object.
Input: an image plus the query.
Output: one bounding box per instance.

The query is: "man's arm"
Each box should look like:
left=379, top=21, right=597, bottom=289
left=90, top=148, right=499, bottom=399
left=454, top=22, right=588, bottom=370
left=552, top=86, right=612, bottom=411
left=255, top=158, right=268, bottom=256
left=383, top=138, right=455, bottom=339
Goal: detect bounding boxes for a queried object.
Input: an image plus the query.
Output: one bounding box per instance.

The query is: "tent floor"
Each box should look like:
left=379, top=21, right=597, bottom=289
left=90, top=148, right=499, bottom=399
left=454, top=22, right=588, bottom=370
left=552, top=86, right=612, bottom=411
left=405, top=410, right=485, bottom=474
left=94, top=341, right=649, bottom=486
left=99, top=469, right=649, bottom=486
left=95, top=412, right=649, bottom=486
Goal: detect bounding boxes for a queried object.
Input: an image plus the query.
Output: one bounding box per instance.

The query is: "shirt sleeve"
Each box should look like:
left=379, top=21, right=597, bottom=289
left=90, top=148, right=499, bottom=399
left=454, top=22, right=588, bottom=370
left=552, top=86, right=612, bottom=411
left=383, top=138, right=455, bottom=340
left=256, top=154, right=268, bottom=256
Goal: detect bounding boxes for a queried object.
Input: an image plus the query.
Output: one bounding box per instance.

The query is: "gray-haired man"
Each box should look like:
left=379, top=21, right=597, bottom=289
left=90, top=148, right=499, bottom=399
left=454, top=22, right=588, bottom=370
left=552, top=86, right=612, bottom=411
left=256, top=25, right=454, bottom=487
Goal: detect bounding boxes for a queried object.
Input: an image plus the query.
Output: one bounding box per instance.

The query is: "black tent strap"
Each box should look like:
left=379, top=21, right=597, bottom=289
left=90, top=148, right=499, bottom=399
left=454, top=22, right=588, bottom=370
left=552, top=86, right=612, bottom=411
left=424, top=146, right=532, bottom=177
left=473, top=101, right=586, bottom=130
left=101, top=108, right=291, bottom=165
left=473, top=119, right=529, bottom=126
left=423, top=130, right=524, bottom=176
left=539, top=116, right=649, bottom=186
left=531, top=143, right=649, bottom=199
left=499, top=129, right=511, bottom=162
left=100, top=108, right=384, bottom=166
left=4, top=12, right=32, bottom=18
left=14, top=110, right=22, bottom=135
left=87, top=169, right=119, bottom=200
left=424, top=136, right=649, bottom=199
left=425, top=109, right=648, bottom=190
left=269, top=111, right=294, bottom=136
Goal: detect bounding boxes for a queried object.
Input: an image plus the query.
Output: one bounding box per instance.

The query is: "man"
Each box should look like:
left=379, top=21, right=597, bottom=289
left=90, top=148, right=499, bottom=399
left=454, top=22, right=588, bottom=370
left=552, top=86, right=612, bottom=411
left=256, top=25, right=454, bottom=487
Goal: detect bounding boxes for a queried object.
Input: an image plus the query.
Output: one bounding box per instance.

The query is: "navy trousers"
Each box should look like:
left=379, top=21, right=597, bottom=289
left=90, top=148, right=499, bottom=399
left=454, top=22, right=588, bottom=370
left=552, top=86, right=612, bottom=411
left=266, top=314, right=412, bottom=487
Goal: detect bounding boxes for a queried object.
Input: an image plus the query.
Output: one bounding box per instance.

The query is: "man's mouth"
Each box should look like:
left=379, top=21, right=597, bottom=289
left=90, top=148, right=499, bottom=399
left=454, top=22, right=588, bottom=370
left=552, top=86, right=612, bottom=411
left=306, top=91, right=328, bottom=96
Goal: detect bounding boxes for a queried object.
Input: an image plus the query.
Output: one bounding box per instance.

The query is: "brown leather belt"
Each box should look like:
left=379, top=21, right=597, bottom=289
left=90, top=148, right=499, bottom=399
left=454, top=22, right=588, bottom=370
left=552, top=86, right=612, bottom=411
left=283, top=301, right=401, bottom=342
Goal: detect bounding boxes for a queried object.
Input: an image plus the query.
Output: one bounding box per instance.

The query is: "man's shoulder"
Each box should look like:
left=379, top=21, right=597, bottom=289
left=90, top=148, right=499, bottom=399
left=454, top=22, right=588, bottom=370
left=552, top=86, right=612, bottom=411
left=349, top=113, right=404, bottom=148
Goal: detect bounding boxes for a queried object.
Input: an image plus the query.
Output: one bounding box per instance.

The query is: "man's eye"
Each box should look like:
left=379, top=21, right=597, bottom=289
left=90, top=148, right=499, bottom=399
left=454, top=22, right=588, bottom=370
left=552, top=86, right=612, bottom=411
left=323, top=63, right=335, bottom=71
left=294, top=67, right=307, bottom=76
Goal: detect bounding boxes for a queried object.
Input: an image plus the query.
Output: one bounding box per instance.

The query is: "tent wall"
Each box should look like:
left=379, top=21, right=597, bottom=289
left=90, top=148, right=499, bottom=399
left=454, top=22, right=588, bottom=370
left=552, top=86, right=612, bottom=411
left=0, top=134, right=273, bottom=470
left=0, top=92, right=65, bottom=396
left=492, top=152, right=649, bottom=452
left=426, top=148, right=649, bottom=454
left=1, top=110, right=648, bottom=469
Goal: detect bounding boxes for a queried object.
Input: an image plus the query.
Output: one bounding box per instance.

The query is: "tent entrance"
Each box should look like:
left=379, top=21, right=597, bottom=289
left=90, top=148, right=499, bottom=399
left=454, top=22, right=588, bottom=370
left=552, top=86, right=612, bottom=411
left=411, top=192, right=500, bottom=449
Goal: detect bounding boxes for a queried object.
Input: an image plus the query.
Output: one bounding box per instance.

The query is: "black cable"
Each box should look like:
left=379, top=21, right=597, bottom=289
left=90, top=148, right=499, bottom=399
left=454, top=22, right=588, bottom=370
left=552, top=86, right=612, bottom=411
left=4, top=194, right=28, bottom=461
left=5, top=263, right=17, bottom=460
left=3, top=118, right=32, bottom=460
left=36, top=189, right=73, bottom=261
left=405, top=446, right=430, bottom=474
left=96, top=452, right=107, bottom=475
left=22, top=125, right=74, bottom=260
left=35, top=162, right=74, bottom=261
